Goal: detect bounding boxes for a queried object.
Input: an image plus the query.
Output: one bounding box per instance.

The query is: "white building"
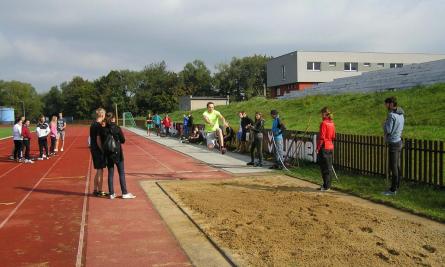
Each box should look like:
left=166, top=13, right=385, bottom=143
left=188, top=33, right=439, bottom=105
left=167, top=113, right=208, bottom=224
left=267, top=51, right=445, bottom=98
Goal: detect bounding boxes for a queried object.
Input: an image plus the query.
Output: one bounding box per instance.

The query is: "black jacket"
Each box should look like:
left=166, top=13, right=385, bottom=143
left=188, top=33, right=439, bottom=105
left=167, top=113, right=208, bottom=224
left=241, top=116, right=253, bottom=132
left=251, top=119, right=265, bottom=134
left=100, top=122, right=125, bottom=164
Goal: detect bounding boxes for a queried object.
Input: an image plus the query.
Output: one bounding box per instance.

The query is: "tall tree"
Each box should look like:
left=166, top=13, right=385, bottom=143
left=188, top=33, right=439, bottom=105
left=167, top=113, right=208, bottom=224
left=0, top=80, right=43, bottom=120
left=42, top=86, right=64, bottom=116
left=61, top=77, right=97, bottom=119
left=177, top=60, right=213, bottom=96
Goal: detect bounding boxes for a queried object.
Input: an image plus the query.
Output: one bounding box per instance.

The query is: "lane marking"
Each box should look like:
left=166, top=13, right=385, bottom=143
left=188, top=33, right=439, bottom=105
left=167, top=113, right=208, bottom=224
left=76, top=154, right=91, bottom=267
left=42, top=176, right=85, bottom=180
left=0, top=202, right=16, bottom=206
left=0, top=131, right=81, bottom=230
left=0, top=164, right=23, bottom=180
left=128, top=138, right=176, bottom=173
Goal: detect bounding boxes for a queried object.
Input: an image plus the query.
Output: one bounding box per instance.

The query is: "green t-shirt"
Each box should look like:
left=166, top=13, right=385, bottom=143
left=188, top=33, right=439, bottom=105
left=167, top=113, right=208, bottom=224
left=203, top=110, right=221, bottom=132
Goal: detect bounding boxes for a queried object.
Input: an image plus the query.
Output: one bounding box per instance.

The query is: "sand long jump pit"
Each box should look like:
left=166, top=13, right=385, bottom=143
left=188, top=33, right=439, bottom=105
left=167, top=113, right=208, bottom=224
left=149, top=175, right=444, bottom=266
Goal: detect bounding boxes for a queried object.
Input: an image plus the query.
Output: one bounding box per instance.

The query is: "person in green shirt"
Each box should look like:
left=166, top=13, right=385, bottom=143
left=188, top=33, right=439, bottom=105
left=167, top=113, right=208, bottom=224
left=202, top=102, right=228, bottom=154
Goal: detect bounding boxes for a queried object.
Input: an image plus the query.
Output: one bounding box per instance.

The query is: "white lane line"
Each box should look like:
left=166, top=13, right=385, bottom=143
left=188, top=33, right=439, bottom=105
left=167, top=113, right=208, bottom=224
left=76, top=154, right=91, bottom=267
left=128, top=138, right=176, bottom=173
left=0, top=164, right=22, bottom=180
left=0, top=133, right=80, bottom=230
left=0, top=202, right=16, bottom=206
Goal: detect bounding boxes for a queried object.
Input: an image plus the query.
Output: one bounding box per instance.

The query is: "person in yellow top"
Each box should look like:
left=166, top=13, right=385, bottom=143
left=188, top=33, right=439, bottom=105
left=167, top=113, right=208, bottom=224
left=202, top=102, right=228, bottom=154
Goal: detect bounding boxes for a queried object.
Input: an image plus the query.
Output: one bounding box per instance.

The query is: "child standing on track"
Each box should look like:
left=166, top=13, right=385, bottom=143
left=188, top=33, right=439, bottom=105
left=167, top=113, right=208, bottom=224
left=152, top=113, right=162, bottom=136
left=22, top=119, right=34, bottom=164
left=100, top=112, right=136, bottom=200
left=317, top=107, right=336, bottom=191
left=90, top=108, right=107, bottom=197
left=56, top=112, right=67, bottom=152
left=12, top=117, right=24, bottom=162
left=49, top=115, right=58, bottom=156
left=36, top=115, right=50, bottom=160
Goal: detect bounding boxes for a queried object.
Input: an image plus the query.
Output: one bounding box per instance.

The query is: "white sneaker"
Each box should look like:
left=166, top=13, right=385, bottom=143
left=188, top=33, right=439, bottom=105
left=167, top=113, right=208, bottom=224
left=37, top=157, right=44, bottom=161
left=8, top=155, right=14, bottom=160
left=61, top=148, right=64, bottom=152
left=54, top=149, right=58, bottom=152
left=43, top=155, right=47, bottom=159
left=25, top=159, right=35, bottom=164
left=122, top=193, right=136, bottom=199
left=109, top=193, right=116, bottom=200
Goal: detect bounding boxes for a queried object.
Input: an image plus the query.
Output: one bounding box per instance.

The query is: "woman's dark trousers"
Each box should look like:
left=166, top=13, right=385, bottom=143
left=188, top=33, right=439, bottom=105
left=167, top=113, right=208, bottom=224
left=318, top=149, right=333, bottom=189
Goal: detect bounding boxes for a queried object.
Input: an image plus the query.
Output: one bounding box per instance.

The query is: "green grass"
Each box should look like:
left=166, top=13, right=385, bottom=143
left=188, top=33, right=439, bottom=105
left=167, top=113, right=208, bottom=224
left=285, top=162, right=445, bottom=222
left=0, top=127, right=11, bottom=138
left=168, top=83, right=445, bottom=140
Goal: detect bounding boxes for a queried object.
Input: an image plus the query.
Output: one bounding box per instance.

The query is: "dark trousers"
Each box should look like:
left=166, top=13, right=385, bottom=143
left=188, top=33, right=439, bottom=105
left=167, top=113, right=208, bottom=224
left=108, top=160, right=128, bottom=195
left=38, top=138, right=49, bottom=158
left=14, top=140, right=23, bottom=160
left=388, top=141, right=402, bottom=192
left=250, top=134, right=263, bottom=163
left=165, top=127, right=170, bottom=136
left=23, top=139, right=30, bottom=160
left=50, top=136, right=56, bottom=153
left=318, top=149, right=333, bottom=189
left=183, top=126, right=189, bottom=137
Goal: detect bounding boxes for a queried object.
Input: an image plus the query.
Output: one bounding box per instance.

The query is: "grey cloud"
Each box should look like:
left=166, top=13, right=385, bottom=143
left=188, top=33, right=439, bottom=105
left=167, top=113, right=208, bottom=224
left=0, top=0, right=444, bottom=92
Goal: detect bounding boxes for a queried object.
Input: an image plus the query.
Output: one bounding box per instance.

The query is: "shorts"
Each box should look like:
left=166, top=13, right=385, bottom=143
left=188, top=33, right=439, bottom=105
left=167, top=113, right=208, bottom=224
left=57, top=131, right=65, bottom=140
left=91, top=149, right=106, bottom=169
left=241, top=131, right=247, bottom=142
left=147, top=123, right=153, bottom=129
left=155, top=124, right=160, bottom=129
left=206, top=132, right=217, bottom=146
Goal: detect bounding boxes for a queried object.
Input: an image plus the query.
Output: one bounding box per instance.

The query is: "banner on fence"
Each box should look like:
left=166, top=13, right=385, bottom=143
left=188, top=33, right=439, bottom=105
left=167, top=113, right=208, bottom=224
left=265, top=130, right=317, bottom=163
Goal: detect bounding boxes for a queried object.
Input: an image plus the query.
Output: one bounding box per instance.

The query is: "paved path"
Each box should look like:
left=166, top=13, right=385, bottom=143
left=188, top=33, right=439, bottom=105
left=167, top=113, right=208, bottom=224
left=126, top=127, right=273, bottom=175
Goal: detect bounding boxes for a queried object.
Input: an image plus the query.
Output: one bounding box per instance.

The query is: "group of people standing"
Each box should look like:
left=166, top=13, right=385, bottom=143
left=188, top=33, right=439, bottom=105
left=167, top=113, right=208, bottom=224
left=146, top=113, right=179, bottom=137
left=89, top=108, right=136, bottom=199
left=11, top=113, right=66, bottom=163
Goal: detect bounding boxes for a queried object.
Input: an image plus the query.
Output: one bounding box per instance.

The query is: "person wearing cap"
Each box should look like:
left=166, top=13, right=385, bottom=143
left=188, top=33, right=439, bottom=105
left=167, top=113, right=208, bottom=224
left=270, top=110, right=285, bottom=169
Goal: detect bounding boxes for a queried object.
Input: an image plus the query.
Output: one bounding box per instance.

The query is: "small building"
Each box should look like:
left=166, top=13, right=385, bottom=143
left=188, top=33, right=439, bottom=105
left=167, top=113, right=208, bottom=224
left=0, top=106, right=15, bottom=125
left=267, top=51, right=445, bottom=98
left=178, top=96, right=230, bottom=111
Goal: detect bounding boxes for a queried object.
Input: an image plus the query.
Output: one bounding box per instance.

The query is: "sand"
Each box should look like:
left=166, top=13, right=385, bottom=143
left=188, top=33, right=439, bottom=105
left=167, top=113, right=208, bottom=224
left=161, top=175, right=445, bottom=267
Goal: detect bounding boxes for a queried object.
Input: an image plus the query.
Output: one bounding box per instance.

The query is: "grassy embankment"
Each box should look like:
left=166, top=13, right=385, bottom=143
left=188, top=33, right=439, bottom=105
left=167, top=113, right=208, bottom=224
left=169, top=83, right=445, bottom=140
left=0, top=127, right=11, bottom=139
left=168, top=84, right=445, bottom=221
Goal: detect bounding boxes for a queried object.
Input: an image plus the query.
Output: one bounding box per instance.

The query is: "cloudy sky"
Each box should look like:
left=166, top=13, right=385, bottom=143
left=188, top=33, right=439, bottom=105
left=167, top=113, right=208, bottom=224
left=1, top=0, right=444, bottom=92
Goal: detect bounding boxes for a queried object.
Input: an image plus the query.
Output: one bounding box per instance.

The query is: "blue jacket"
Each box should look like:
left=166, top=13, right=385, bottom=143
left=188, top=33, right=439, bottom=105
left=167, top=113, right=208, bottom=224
left=183, top=116, right=189, bottom=126
left=272, top=117, right=283, bottom=140
left=384, top=107, right=405, bottom=143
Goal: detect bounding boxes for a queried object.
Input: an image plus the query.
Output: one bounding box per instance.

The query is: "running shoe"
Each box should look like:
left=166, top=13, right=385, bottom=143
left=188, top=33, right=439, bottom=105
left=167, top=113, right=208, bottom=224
left=382, top=190, right=396, bottom=196
left=109, top=193, right=116, bottom=200
left=54, top=149, right=58, bottom=152
left=320, top=187, right=331, bottom=192
left=221, top=147, right=227, bottom=155
left=61, top=148, right=64, bottom=152
left=255, top=162, right=263, bottom=167
left=122, top=193, right=136, bottom=199
left=246, top=162, right=255, bottom=166
left=37, top=157, right=44, bottom=161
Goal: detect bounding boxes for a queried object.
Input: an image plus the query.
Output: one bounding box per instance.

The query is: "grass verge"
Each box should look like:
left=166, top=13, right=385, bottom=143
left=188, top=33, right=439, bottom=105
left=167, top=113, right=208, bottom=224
left=0, top=128, right=11, bottom=139
left=285, top=162, right=445, bottom=222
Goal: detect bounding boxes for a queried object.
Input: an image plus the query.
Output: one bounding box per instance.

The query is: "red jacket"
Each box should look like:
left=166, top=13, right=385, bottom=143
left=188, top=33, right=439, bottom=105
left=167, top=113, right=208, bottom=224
left=162, top=117, right=172, bottom=128
left=22, top=125, right=32, bottom=140
left=317, top=118, right=335, bottom=152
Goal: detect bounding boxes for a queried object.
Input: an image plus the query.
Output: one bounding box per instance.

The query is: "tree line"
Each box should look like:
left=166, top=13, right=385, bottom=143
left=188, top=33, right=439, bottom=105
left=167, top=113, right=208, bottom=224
left=0, top=55, right=270, bottom=120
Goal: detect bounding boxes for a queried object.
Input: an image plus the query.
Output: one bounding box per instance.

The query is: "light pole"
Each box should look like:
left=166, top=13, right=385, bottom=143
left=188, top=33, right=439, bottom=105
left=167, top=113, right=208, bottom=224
left=19, top=101, right=25, bottom=117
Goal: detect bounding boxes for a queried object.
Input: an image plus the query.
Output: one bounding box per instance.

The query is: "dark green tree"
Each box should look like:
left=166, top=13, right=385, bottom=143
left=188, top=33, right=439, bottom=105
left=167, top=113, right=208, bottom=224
left=0, top=80, right=43, bottom=120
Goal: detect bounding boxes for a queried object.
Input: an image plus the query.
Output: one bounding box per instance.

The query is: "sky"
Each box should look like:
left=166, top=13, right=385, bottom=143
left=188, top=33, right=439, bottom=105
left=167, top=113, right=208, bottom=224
left=1, top=0, right=444, bottom=92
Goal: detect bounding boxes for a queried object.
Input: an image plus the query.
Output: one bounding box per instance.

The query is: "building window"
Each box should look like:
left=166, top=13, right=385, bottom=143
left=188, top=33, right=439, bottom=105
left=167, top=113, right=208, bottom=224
left=307, top=62, right=321, bottom=71
left=363, top=62, right=371, bottom=67
left=377, top=63, right=385, bottom=67
left=329, top=62, right=336, bottom=67
left=344, top=62, right=358, bottom=71
left=390, top=63, right=403, bottom=68
left=281, top=65, right=286, bottom=80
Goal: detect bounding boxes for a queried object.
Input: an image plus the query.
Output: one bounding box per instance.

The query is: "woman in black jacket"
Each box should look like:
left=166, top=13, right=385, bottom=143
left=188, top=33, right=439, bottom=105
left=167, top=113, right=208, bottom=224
left=100, top=112, right=136, bottom=200
left=247, top=112, right=265, bottom=167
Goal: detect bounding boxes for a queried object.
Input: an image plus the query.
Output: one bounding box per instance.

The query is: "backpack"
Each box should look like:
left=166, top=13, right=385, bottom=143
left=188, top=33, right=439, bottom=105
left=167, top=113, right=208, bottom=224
left=103, top=133, right=118, bottom=155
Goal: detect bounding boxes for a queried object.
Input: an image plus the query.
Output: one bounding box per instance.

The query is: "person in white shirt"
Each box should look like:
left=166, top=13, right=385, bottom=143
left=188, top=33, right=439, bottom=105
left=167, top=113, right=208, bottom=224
left=36, top=115, right=51, bottom=160
left=12, top=118, right=24, bottom=162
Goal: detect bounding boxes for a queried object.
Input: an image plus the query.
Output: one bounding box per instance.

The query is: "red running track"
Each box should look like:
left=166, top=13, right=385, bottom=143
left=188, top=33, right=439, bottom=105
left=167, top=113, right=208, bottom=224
left=0, top=126, right=231, bottom=266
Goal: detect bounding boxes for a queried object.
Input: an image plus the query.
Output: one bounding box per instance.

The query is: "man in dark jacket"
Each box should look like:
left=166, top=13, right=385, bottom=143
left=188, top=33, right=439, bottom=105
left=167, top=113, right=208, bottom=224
left=382, top=96, right=405, bottom=196
left=240, top=112, right=253, bottom=153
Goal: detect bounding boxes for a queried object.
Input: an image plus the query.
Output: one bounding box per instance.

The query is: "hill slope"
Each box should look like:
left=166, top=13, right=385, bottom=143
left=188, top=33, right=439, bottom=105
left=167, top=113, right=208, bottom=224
left=169, top=83, right=445, bottom=140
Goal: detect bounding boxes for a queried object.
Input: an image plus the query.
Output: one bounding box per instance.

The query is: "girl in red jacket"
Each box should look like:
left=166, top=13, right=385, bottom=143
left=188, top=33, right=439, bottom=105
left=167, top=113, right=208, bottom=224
left=317, top=107, right=336, bottom=191
left=22, top=119, right=34, bottom=164
left=162, top=114, right=172, bottom=136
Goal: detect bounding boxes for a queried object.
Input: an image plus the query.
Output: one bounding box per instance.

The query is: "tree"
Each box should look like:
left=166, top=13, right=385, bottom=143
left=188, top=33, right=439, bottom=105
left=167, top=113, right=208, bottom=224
left=0, top=80, right=43, bottom=120
left=177, top=60, right=214, bottom=96
left=42, top=86, right=64, bottom=116
left=61, top=77, right=97, bottom=119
